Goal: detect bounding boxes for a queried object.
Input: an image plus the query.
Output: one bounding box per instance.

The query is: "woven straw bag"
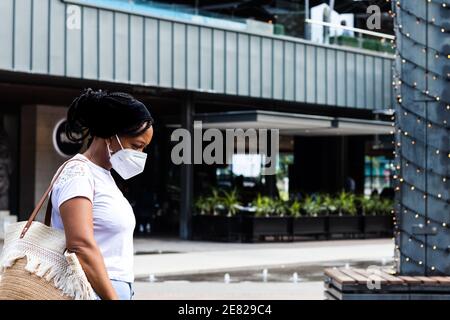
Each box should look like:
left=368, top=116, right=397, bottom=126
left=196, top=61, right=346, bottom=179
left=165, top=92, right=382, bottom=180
left=0, top=159, right=97, bottom=300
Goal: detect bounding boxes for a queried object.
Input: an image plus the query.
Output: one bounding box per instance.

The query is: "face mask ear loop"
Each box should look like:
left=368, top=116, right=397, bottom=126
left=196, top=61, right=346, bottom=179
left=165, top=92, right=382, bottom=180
left=115, top=134, right=125, bottom=150
left=106, top=140, right=112, bottom=158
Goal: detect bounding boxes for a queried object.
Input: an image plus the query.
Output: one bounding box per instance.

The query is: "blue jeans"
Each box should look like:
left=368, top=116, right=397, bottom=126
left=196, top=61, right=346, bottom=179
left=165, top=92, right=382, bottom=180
left=95, top=280, right=135, bottom=300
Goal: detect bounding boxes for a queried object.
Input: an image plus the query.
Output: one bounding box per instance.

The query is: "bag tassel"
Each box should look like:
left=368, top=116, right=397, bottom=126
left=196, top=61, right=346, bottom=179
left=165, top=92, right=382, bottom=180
left=0, top=249, right=96, bottom=300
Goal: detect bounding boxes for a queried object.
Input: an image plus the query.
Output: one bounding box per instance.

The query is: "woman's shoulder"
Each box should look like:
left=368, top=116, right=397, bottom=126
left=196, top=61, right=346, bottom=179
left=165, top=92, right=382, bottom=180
left=54, top=155, right=94, bottom=187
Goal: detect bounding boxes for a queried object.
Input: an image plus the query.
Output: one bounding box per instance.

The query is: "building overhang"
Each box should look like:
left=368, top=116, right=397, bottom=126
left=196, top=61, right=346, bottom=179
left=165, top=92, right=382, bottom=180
left=194, top=110, right=394, bottom=136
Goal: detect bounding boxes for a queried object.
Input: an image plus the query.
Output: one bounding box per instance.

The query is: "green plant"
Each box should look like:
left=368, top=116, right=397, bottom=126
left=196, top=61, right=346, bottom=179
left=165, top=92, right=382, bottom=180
left=301, top=195, right=322, bottom=217
left=378, top=198, right=394, bottom=216
left=252, top=194, right=274, bottom=217
left=358, top=195, right=394, bottom=216
left=272, top=198, right=288, bottom=217
left=211, top=188, right=226, bottom=215
left=321, top=194, right=338, bottom=215
left=288, top=200, right=302, bottom=218
left=194, top=195, right=214, bottom=215
left=221, top=189, right=241, bottom=217
left=335, top=191, right=357, bottom=216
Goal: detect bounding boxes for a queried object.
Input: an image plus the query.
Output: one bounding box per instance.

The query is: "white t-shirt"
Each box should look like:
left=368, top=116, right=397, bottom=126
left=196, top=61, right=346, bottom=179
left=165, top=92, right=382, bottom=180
left=50, top=153, right=136, bottom=283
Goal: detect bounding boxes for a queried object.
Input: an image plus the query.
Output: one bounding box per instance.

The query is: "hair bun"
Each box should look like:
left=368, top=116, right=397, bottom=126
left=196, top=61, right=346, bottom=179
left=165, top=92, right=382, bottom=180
left=83, top=88, right=107, bottom=102
left=66, top=88, right=153, bottom=143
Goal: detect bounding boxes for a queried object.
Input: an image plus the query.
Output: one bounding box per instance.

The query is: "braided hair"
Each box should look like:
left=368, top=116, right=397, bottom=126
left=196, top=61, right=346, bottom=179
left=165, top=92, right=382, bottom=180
left=66, top=88, right=154, bottom=143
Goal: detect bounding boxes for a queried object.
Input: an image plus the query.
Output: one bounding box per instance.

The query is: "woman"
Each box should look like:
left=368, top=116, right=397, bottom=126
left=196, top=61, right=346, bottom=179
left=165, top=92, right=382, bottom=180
left=50, top=88, right=154, bottom=300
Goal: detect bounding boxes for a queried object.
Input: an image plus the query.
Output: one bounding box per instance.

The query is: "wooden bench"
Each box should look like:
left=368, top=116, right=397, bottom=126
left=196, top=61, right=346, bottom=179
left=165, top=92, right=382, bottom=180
left=324, top=267, right=450, bottom=300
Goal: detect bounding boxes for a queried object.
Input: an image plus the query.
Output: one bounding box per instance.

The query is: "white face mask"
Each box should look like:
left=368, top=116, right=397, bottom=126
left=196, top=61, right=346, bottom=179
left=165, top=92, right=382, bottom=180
left=107, top=135, right=147, bottom=180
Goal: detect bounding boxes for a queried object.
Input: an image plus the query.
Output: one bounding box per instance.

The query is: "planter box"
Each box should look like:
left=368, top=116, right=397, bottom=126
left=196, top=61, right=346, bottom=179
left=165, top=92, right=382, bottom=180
left=363, top=215, right=393, bottom=236
left=328, top=216, right=363, bottom=236
left=192, top=215, right=242, bottom=242
left=242, top=216, right=291, bottom=242
left=192, top=214, right=391, bottom=243
left=292, top=216, right=327, bottom=236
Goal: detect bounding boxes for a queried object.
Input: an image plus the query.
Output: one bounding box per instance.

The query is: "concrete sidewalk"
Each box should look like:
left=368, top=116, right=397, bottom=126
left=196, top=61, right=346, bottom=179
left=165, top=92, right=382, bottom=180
left=0, top=237, right=395, bottom=277
left=133, top=238, right=394, bottom=277
left=0, top=237, right=394, bottom=300
left=133, top=281, right=326, bottom=300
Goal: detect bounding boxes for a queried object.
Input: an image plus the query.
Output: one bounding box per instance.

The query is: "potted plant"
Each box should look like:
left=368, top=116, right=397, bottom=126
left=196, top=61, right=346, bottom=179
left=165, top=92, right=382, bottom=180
left=362, top=196, right=394, bottom=236
left=242, top=195, right=291, bottom=242
left=328, top=192, right=362, bottom=237
left=192, top=188, right=242, bottom=242
left=291, top=197, right=327, bottom=238
left=194, top=195, right=214, bottom=216
left=222, top=189, right=241, bottom=217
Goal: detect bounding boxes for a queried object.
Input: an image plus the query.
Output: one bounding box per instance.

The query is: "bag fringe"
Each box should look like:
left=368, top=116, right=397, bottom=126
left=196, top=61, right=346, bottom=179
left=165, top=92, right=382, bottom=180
left=0, top=247, right=96, bottom=300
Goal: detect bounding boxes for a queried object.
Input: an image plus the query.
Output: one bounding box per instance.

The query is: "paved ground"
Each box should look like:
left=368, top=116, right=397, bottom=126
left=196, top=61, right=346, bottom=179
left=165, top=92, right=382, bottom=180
left=133, top=238, right=394, bottom=277
left=133, top=281, right=326, bottom=300
left=0, top=237, right=395, bottom=300
left=131, top=237, right=394, bottom=300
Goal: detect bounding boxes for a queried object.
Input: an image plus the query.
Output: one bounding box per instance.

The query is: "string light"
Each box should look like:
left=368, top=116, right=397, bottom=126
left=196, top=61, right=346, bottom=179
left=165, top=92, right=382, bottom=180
left=398, top=203, right=450, bottom=229
left=392, top=0, right=449, bottom=275
left=394, top=3, right=449, bottom=34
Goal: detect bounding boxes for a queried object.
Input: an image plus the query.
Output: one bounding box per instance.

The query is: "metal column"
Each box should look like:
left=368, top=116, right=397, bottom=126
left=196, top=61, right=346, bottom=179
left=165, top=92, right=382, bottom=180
left=180, top=94, right=194, bottom=240
left=393, top=0, right=450, bottom=275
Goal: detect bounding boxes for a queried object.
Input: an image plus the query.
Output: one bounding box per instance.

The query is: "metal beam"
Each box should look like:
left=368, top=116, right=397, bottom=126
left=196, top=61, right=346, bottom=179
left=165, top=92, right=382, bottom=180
left=179, top=94, right=194, bottom=240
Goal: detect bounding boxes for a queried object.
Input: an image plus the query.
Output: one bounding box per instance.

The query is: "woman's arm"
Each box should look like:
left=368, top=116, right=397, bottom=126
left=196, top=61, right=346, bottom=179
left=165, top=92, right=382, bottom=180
left=59, top=197, right=119, bottom=300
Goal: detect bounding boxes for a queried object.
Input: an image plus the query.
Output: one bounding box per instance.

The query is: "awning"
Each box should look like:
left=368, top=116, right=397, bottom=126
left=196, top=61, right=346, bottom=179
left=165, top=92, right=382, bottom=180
left=194, top=110, right=394, bottom=136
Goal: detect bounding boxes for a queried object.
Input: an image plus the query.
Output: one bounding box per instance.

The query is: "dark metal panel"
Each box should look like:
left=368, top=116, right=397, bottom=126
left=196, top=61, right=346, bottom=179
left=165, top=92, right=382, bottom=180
left=144, top=18, right=158, bottom=86
left=31, top=0, right=49, bottom=74
left=0, top=0, right=13, bottom=70
left=180, top=94, right=194, bottom=240
left=399, top=133, right=427, bottom=274
left=98, top=10, right=113, bottom=81
left=261, top=38, right=272, bottom=99
left=129, top=15, right=144, bottom=84
left=173, top=23, right=186, bottom=89
left=82, top=6, right=98, bottom=80
left=284, top=42, right=294, bottom=101
left=272, top=39, right=283, bottom=100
